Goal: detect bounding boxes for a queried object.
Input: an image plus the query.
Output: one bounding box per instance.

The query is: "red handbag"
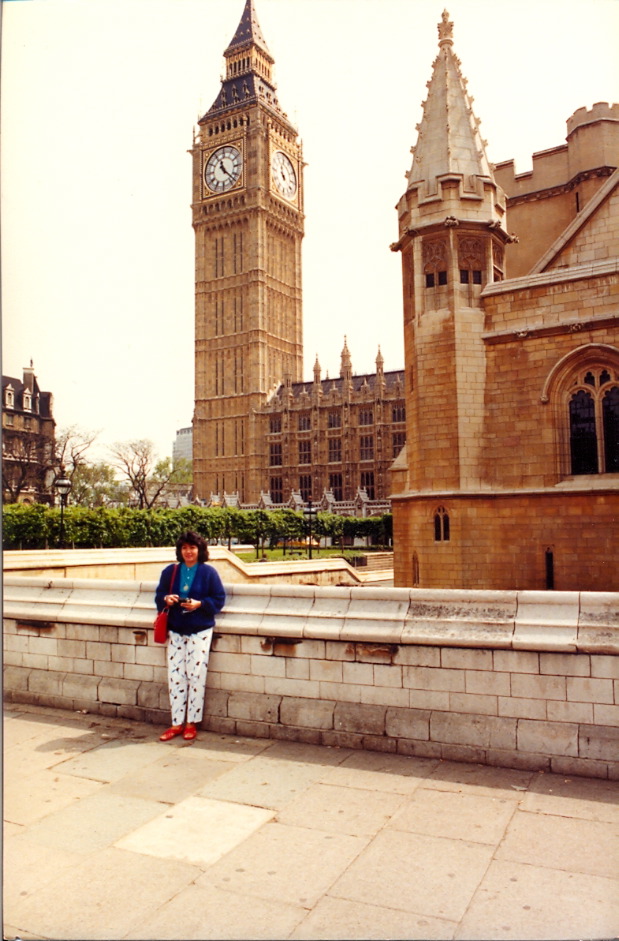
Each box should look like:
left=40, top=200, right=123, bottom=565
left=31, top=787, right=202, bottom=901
left=153, top=564, right=178, bottom=644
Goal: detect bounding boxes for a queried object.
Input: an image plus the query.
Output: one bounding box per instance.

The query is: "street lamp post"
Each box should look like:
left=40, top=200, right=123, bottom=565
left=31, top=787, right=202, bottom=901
left=54, top=468, right=72, bottom=549
left=303, top=500, right=318, bottom=560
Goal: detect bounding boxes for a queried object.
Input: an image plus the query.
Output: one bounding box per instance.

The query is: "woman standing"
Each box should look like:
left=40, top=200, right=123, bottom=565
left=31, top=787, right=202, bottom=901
left=155, top=530, right=226, bottom=742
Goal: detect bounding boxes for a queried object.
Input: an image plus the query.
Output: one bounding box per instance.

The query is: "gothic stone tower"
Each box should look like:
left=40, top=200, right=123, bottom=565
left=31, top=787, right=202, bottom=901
left=390, top=11, right=512, bottom=585
left=191, top=0, right=304, bottom=503
left=391, top=12, right=619, bottom=591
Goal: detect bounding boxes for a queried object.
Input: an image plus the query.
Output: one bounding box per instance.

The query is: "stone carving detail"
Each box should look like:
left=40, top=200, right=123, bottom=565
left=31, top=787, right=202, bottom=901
left=458, top=236, right=483, bottom=268
left=422, top=238, right=447, bottom=271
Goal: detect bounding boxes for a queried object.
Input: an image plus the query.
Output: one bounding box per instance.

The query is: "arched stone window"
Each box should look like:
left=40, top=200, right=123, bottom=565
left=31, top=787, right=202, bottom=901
left=412, top=552, right=420, bottom=586
left=433, top=505, right=450, bottom=541
left=541, top=344, right=619, bottom=476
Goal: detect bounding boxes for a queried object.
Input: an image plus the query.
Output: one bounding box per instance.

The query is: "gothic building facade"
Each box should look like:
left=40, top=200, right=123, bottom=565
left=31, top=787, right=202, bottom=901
left=191, top=0, right=405, bottom=512
left=2, top=363, right=56, bottom=504
left=390, top=12, right=619, bottom=590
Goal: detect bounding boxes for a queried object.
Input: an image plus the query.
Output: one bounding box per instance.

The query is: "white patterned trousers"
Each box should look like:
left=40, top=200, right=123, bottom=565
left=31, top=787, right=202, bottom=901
left=166, top=629, right=213, bottom=726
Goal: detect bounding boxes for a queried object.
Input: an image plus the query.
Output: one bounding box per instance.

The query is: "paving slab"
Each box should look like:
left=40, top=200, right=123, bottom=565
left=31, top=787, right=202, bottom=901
left=288, top=896, right=457, bottom=940
left=522, top=771, right=619, bottom=822
left=116, top=795, right=274, bottom=868
left=496, top=808, right=619, bottom=880
left=20, top=788, right=166, bottom=854
left=197, top=742, right=349, bottom=811
left=455, top=858, right=619, bottom=941
left=329, top=829, right=495, bottom=923
left=424, top=759, right=535, bottom=797
left=121, top=883, right=307, bottom=941
left=387, top=787, right=519, bottom=845
left=275, top=782, right=408, bottom=837
left=56, top=737, right=168, bottom=782
left=5, top=845, right=200, bottom=941
left=201, top=821, right=368, bottom=909
left=3, top=830, right=85, bottom=913
left=320, top=750, right=439, bottom=793
left=109, top=749, right=235, bottom=805
left=4, top=765, right=103, bottom=826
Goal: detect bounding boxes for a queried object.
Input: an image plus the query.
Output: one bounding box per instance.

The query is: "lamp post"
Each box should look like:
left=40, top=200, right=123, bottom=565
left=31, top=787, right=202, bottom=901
left=54, top=468, right=72, bottom=549
left=303, top=499, right=318, bottom=560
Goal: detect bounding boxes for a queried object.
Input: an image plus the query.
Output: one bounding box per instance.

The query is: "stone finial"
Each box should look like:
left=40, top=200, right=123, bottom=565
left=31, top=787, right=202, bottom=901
left=313, top=355, right=321, bottom=384
left=438, top=9, right=454, bottom=45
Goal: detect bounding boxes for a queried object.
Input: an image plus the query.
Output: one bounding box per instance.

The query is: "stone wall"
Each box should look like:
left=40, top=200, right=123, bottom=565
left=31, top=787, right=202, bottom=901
left=4, top=576, right=618, bottom=779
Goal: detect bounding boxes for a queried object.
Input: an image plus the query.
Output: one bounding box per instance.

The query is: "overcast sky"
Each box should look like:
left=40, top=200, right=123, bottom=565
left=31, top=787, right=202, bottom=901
left=2, top=0, right=618, bottom=461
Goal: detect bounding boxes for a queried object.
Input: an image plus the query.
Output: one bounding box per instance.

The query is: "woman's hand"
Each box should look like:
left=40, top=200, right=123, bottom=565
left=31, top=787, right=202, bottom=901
left=165, top=594, right=179, bottom=607
left=180, top=598, right=201, bottom=612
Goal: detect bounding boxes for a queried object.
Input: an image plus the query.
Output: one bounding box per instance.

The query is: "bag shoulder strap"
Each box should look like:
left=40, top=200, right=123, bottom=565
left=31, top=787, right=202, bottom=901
left=169, top=563, right=178, bottom=591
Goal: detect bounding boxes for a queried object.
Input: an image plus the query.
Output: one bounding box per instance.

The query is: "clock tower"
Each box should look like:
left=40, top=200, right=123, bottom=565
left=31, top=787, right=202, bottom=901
left=191, top=0, right=304, bottom=503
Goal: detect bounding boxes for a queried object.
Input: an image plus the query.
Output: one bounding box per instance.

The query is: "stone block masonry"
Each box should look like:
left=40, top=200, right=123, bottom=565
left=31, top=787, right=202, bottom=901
left=4, top=577, right=619, bottom=779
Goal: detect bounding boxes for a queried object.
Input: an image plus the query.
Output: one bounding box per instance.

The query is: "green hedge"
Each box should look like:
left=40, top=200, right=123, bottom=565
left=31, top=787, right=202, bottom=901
left=2, top=503, right=393, bottom=551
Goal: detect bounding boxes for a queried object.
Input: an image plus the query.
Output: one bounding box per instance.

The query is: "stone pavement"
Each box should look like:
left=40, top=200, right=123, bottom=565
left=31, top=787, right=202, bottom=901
left=3, top=704, right=618, bottom=941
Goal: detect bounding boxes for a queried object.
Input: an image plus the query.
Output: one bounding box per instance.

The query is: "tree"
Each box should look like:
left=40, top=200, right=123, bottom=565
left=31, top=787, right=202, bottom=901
left=108, top=440, right=190, bottom=509
left=69, top=462, right=127, bottom=507
left=2, top=430, right=54, bottom=504
left=54, top=425, right=99, bottom=478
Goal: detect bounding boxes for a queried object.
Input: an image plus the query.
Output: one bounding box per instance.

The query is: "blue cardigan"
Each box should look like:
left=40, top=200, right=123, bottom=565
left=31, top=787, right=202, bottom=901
left=155, top=562, right=226, bottom=636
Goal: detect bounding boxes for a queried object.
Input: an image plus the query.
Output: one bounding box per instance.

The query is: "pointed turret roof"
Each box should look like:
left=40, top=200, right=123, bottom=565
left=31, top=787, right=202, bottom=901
left=200, top=0, right=285, bottom=123
left=408, top=10, right=493, bottom=199
left=225, top=0, right=271, bottom=58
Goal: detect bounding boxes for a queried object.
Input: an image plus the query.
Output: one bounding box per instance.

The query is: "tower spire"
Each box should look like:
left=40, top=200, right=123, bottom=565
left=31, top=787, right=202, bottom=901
left=225, top=0, right=271, bottom=58
left=200, top=0, right=280, bottom=121
left=407, top=9, right=493, bottom=200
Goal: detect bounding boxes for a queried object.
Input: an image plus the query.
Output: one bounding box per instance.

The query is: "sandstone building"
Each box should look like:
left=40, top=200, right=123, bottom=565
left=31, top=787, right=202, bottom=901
left=390, top=11, right=619, bottom=590
left=191, top=0, right=405, bottom=512
left=2, top=363, right=56, bottom=504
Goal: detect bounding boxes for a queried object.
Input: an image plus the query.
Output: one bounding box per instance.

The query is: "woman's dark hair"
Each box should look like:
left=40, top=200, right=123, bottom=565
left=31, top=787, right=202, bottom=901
left=175, top=530, right=209, bottom=564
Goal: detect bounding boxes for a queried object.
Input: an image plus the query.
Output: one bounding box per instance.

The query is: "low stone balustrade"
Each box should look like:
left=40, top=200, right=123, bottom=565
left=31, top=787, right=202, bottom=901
left=4, top=576, right=618, bottom=779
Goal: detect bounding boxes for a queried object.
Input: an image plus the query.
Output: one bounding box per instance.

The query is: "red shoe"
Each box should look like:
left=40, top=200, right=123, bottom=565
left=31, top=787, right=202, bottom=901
left=182, top=723, right=197, bottom=741
left=159, top=725, right=184, bottom=742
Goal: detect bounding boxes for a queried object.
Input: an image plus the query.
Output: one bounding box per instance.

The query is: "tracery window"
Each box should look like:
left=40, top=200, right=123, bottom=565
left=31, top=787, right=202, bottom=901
left=299, top=474, right=312, bottom=502
left=360, top=471, right=375, bottom=499
left=328, top=438, right=341, bottom=463
left=298, top=440, right=311, bottom=464
left=360, top=435, right=374, bottom=461
left=568, top=367, right=619, bottom=474
left=329, top=473, right=343, bottom=501
left=270, top=477, right=283, bottom=503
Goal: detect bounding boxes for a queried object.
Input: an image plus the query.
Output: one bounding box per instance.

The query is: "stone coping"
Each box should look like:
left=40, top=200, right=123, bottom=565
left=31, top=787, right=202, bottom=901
left=4, top=576, right=618, bottom=656
left=2, top=547, right=391, bottom=585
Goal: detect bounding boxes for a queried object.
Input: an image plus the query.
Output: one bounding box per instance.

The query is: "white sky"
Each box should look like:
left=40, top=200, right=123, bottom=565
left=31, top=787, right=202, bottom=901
left=2, top=0, right=619, bottom=461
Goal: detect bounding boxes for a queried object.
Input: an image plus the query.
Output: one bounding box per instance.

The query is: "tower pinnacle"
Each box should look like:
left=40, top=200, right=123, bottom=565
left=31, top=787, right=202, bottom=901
left=407, top=11, right=493, bottom=201
left=200, top=0, right=281, bottom=122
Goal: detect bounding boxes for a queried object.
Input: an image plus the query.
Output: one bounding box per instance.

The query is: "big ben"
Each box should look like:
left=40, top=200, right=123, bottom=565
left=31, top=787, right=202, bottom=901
left=191, top=0, right=304, bottom=503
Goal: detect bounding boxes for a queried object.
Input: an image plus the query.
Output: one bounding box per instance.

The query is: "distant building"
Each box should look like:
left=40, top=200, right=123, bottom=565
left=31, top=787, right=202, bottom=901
left=390, top=11, right=619, bottom=590
left=2, top=362, right=56, bottom=503
left=173, top=426, right=193, bottom=462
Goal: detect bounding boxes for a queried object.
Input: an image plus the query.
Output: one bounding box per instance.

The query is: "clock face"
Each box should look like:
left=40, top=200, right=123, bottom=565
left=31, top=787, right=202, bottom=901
left=271, top=151, right=297, bottom=199
left=204, top=145, right=243, bottom=194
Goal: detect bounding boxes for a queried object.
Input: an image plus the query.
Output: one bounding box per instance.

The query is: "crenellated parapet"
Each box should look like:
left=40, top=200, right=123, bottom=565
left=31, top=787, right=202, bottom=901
left=567, top=101, right=619, bottom=136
